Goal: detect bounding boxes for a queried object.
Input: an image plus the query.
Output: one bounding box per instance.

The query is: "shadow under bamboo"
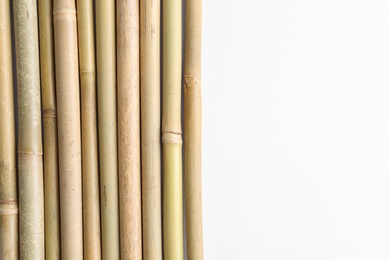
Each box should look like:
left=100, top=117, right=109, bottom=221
left=37, top=0, right=61, bottom=258
left=13, top=0, right=45, bottom=258
left=162, top=0, right=183, bottom=259
left=53, top=0, right=83, bottom=258
left=140, top=0, right=163, bottom=259
left=76, top=0, right=102, bottom=258
left=184, top=0, right=203, bottom=259
left=117, top=0, right=142, bottom=259
left=96, top=0, right=120, bottom=258
left=0, top=0, right=18, bottom=258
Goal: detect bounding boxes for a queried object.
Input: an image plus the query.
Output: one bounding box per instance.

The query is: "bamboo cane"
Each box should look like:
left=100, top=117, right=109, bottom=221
left=13, top=0, right=45, bottom=258
left=162, top=0, right=183, bottom=259
left=76, top=0, right=102, bottom=258
left=0, top=0, right=18, bottom=258
left=140, top=0, right=163, bottom=258
left=37, top=0, right=61, bottom=258
left=96, top=0, right=120, bottom=258
left=53, top=0, right=83, bottom=259
left=117, top=0, right=142, bottom=259
left=184, top=0, right=203, bottom=258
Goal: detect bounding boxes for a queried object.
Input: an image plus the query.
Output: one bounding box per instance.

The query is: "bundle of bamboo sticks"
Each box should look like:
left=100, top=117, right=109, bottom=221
left=0, top=0, right=202, bottom=259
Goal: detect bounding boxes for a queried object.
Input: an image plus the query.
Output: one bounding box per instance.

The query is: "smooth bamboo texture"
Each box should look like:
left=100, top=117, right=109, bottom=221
left=140, top=0, right=162, bottom=258
left=53, top=0, right=83, bottom=258
left=162, top=0, right=183, bottom=259
left=13, top=0, right=45, bottom=258
left=184, top=0, right=203, bottom=258
left=0, top=0, right=18, bottom=258
left=76, top=0, right=102, bottom=258
left=38, top=0, right=61, bottom=258
left=96, top=0, right=120, bottom=258
left=117, top=0, right=142, bottom=259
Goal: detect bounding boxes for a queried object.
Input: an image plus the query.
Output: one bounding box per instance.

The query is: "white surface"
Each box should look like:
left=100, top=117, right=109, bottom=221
left=203, top=1, right=390, bottom=259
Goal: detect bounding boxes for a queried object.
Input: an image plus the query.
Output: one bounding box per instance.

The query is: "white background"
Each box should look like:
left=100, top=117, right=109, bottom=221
left=203, top=0, right=390, bottom=259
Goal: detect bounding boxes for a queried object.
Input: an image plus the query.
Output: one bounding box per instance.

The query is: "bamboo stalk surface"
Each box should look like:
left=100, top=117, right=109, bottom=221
left=184, top=0, right=204, bottom=258
left=162, top=0, right=183, bottom=259
left=0, top=0, right=18, bottom=258
left=96, top=0, right=120, bottom=258
left=117, top=0, right=142, bottom=259
left=140, top=0, right=163, bottom=258
left=76, top=0, right=102, bottom=258
left=38, top=0, right=61, bottom=257
left=13, top=0, right=45, bottom=258
left=53, top=0, right=83, bottom=258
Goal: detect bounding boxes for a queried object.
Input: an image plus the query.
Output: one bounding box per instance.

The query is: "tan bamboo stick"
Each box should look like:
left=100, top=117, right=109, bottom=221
left=13, top=0, right=45, bottom=258
left=0, top=0, right=18, bottom=258
left=96, top=0, right=120, bottom=258
left=162, top=0, right=183, bottom=259
left=184, top=0, right=203, bottom=258
left=117, top=0, right=142, bottom=259
left=37, top=0, right=61, bottom=258
left=76, top=0, right=102, bottom=258
left=140, top=0, right=163, bottom=258
left=53, top=0, right=83, bottom=258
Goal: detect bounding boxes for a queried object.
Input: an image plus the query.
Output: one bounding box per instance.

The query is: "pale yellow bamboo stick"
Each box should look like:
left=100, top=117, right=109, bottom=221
left=184, top=0, right=203, bottom=258
left=162, top=0, right=184, bottom=259
left=53, top=0, right=83, bottom=258
left=76, top=0, right=102, bottom=258
left=141, top=0, right=163, bottom=259
left=37, top=0, right=61, bottom=258
left=0, top=0, right=18, bottom=258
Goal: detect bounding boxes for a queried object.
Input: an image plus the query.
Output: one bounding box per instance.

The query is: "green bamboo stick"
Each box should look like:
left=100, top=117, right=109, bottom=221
left=140, top=0, right=163, bottom=258
left=162, top=0, right=184, bottom=259
left=76, top=0, right=101, bottom=258
left=184, top=0, right=203, bottom=258
left=96, top=0, right=120, bottom=258
left=13, top=0, right=45, bottom=258
left=53, top=0, right=83, bottom=258
left=37, top=0, right=61, bottom=258
left=0, top=0, right=18, bottom=258
left=117, top=0, right=142, bottom=259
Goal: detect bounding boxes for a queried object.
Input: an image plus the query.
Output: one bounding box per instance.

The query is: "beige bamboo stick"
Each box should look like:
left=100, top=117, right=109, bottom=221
left=37, top=0, right=61, bottom=258
left=162, top=0, right=183, bottom=259
left=0, top=0, right=18, bottom=258
left=184, top=0, right=203, bottom=258
left=117, top=0, right=142, bottom=259
left=13, top=0, right=45, bottom=258
left=53, top=0, right=83, bottom=258
left=96, top=0, right=120, bottom=258
left=76, top=0, right=101, bottom=258
left=140, top=0, right=163, bottom=258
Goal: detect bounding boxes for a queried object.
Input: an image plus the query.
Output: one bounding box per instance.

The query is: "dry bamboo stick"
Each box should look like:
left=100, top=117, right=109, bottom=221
left=96, top=0, right=120, bottom=258
left=184, top=0, right=203, bottom=258
left=0, top=0, right=18, bottom=258
left=117, top=0, right=142, bottom=259
left=162, top=0, right=183, bottom=259
left=13, top=0, right=45, bottom=258
left=140, top=0, right=163, bottom=258
left=76, top=0, right=101, bottom=258
left=37, top=0, right=61, bottom=258
left=53, top=0, right=83, bottom=258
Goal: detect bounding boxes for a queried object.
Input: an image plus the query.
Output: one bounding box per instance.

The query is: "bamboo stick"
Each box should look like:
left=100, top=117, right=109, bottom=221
left=184, top=0, right=203, bottom=258
left=53, top=0, right=83, bottom=258
left=140, top=0, right=163, bottom=258
left=76, top=0, right=101, bottom=258
left=117, top=0, right=142, bottom=259
left=0, top=0, right=18, bottom=258
left=13, top=0, right=45, bottom=258
left=37, top=0, right=61, bottom=258
left=162, top=0, right=183, bottom=259
left=96, top=0, right=120, bottom=258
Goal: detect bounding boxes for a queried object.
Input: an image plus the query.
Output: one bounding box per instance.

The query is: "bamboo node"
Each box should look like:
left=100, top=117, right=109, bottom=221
left=162, top=132, right=182, bottom=144
left=184, top=76, right=201, bottom=88
left=43, top=108, right=57, bottom=117
left=0, top=200, right=18, bottom=215
left=18, top=151, right=43, bottom=156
